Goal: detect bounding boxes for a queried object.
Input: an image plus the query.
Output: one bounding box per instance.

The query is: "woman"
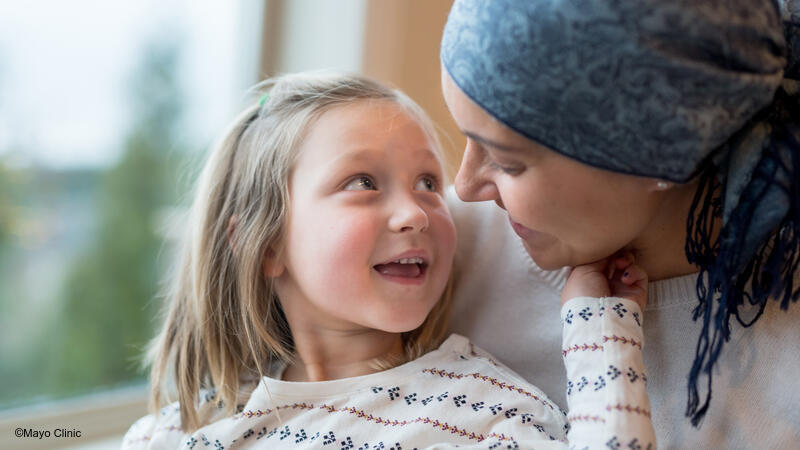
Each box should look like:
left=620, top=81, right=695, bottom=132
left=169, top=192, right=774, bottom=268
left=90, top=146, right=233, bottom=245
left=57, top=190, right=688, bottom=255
left=441, top=0, right=800, bottom=448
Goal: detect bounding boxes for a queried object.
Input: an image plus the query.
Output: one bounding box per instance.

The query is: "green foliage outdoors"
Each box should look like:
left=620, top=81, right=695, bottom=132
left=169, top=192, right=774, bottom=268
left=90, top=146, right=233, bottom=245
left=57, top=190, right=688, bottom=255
left=0, top=162, right=27, bottom=256
left=0, top=163, right=12, bottom=252
left=0, top=42, right=190, bottom=406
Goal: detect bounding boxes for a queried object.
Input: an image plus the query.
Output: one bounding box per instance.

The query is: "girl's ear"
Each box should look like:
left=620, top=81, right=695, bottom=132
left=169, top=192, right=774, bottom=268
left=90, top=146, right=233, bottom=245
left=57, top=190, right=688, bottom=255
left=229, top=215, right=285, bottom=277
left=262, top=248, right=285, bottom=278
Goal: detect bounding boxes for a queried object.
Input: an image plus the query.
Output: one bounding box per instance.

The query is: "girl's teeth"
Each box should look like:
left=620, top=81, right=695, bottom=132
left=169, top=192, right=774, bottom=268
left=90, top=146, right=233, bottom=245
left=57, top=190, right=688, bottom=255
left=396, top=257, right=423, bottom=264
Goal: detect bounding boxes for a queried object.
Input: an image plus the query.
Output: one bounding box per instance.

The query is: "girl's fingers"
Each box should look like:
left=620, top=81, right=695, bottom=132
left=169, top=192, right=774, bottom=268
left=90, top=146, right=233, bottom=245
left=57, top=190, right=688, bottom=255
left=572, top=258, right=610, bottom=277
left=608, top=256, right=648, bottom=311
left=563, top=257, right=615, bottom=303
left=614, top=250, right=635, bottom=270
left=621, top=263, right=647, bottom=286
left=609, top=250, right=634, bottom=279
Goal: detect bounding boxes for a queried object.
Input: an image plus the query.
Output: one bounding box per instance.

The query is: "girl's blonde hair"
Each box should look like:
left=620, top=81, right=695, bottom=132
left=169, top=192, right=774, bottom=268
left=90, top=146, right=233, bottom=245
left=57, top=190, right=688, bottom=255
left=147, top=72, right=454, bottom=431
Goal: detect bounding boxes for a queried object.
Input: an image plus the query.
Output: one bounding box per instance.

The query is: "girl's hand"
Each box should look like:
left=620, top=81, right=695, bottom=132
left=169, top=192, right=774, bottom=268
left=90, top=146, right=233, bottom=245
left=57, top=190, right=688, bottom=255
left=561, top=251, right=648, bottom=310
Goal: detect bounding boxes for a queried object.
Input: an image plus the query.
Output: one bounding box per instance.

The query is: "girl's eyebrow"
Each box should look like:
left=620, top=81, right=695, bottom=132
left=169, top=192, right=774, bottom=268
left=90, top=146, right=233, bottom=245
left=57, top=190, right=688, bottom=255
left=463, top=131, right=522, bottom=153
left=331, top=146, right=440, bottom=165
left=331, top=149, right=376, bottom=163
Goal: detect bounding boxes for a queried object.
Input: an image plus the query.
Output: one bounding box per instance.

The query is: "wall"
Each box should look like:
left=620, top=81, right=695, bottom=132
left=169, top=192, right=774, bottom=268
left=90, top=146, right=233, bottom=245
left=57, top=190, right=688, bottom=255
left=362, top=0, right=464, bottom=178
left=259, top=0, right=464, bottom=178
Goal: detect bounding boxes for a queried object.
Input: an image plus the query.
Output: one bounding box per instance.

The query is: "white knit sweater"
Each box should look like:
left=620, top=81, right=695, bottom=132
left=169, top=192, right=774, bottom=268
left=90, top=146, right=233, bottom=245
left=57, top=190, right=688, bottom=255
left=122, top=298, right=654, bottom=449
left=445, top=188, right=800, bottom=450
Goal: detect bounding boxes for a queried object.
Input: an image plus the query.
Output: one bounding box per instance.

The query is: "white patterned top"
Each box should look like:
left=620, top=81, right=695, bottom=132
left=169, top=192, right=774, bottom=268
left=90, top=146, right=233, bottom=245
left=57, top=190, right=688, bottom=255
left=122, top=297, right=654, bottom=449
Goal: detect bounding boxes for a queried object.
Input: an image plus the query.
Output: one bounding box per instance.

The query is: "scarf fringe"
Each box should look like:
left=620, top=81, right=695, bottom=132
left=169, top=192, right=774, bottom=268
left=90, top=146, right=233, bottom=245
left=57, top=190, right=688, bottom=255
left=684, top=89, right=800, bottom=426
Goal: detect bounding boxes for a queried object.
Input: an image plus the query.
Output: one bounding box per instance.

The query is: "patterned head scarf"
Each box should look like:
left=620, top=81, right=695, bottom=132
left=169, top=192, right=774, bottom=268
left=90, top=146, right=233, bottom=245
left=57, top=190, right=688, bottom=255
left=442, top=0, right=800, bottom=426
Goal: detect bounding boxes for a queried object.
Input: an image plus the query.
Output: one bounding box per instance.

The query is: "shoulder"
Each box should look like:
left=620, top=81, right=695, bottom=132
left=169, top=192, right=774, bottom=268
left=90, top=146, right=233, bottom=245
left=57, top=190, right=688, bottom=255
left=120, top=386, right=258, bottom=450
left=423, top=334, right=531, bottom=385
left=121, top=403, right=183, bottom=450
left=414, top=334, right=568, bottom=440
left=460, top=337, right=551, bottom=396
left=431, top=334, right=565, bottom=414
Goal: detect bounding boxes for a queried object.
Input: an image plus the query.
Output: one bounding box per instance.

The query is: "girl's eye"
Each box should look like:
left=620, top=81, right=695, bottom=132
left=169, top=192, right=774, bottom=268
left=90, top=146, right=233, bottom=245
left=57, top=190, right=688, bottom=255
left=415, top=176, right=438, bottom=192
left=344, top=175, right=377, bottom=191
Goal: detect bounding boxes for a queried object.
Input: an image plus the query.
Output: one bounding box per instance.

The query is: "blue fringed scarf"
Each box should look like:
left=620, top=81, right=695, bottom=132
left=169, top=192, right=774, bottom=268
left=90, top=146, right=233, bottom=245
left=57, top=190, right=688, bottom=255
left=442, top=0, right=800, bottom=426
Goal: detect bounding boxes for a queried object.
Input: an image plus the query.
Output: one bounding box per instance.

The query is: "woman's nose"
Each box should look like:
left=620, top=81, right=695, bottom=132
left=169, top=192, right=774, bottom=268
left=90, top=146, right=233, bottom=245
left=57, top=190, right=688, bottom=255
left=454, top=143, right=500, bottom=202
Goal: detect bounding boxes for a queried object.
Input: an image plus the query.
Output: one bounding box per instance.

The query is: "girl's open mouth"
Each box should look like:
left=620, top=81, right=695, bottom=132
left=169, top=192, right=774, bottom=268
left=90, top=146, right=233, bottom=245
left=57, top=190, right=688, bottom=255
left=373, top=257, right=428, bottom=285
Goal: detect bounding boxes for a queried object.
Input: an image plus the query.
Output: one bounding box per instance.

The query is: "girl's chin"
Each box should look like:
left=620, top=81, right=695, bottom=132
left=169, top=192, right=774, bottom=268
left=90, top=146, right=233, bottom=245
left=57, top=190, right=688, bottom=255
left=375, top=307, right=431, bottom=333
left=380, top=319, right=427, bottom=334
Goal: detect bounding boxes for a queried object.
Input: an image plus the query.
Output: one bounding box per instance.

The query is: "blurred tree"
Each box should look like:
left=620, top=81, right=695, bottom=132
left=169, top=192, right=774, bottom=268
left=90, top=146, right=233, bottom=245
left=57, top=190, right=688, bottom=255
left=0, top=160, right=14, bottom=401
left=0, top=56, right=9, bottom=255
left=40, top=40, right=188, bottom=395
left=0, top=161, right=11, bottom=252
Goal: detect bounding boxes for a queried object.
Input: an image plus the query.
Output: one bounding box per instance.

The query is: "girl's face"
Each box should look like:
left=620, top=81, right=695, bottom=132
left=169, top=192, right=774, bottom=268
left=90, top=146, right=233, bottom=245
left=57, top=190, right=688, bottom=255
left=442, top=71, right=667, bottom=270
left=272, top=101, right=456, bottom=335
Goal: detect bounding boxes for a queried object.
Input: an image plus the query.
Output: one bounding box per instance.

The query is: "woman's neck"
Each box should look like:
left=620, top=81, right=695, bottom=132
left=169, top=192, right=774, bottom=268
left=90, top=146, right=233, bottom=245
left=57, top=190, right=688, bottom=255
left=281, top=326, right=404, bottom=382
left=627, top=179, right=715, bottom=282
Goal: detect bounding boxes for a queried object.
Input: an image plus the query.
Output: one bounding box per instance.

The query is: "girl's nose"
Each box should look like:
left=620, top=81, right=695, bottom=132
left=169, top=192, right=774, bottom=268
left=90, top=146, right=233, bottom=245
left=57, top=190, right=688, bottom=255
left=454, top=142, right=501, bottom=202
left=389, top=195, right=430, bottom=233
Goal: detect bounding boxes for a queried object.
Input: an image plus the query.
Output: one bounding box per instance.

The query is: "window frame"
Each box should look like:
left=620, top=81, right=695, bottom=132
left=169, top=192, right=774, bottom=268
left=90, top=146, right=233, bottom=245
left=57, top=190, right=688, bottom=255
left=0, top=385, right=148, bottom=449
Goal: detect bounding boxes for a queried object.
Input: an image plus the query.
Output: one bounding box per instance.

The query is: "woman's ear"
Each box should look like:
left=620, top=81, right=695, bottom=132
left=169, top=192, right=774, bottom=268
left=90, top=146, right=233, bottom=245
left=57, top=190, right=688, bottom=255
left=262, top=248, right=285, bottom=278
left=648, top=179, right=673, bottom=192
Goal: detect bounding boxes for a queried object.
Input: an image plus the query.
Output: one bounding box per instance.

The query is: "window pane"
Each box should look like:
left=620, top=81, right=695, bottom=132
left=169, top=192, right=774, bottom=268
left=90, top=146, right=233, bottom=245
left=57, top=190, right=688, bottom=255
left=0, top=0, right=261, bottom=408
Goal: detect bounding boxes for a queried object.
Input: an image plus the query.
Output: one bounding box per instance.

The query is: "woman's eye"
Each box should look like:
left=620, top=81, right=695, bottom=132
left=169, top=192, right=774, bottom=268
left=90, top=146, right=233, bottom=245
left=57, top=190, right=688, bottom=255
left=415, top=176, right=438, bottom=192
left=344, top=175, right=377, bottom=191
left=489, top=161, right=522, bottom=175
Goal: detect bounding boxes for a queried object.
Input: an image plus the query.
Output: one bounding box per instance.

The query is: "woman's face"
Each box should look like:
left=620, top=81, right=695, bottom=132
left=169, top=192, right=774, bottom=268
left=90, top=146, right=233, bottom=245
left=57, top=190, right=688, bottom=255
left=442, top=71, right=667, bottom=270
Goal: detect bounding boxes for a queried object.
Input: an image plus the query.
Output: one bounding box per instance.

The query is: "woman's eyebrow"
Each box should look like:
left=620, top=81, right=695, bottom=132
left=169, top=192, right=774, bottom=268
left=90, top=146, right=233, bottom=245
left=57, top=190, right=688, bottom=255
left=463, top=131, right=522, bottom=153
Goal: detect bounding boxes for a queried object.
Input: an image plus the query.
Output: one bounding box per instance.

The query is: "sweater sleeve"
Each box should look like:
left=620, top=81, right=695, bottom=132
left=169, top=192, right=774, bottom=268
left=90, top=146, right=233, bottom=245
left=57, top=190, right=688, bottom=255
left=560, top=297, right=655, bottom=449
left=419, top=298, right=654, bottom=450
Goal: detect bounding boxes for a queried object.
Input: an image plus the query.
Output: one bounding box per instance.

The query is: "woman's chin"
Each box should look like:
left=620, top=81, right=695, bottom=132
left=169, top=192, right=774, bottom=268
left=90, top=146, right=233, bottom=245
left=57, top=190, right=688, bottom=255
left=520, top=238, right=568, bottom=271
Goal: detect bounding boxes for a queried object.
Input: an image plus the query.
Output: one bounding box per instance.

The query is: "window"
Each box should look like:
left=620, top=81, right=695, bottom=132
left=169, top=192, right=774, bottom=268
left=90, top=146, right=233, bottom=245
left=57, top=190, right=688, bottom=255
left=0, top=0, right=262, bottom=411
left=0, top=1, right=457, bottom=447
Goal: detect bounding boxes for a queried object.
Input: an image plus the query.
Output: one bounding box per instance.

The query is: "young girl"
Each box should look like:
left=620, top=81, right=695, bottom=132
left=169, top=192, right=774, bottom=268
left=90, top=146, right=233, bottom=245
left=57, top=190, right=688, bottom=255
left=122, top=72, right=655, bottom=449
